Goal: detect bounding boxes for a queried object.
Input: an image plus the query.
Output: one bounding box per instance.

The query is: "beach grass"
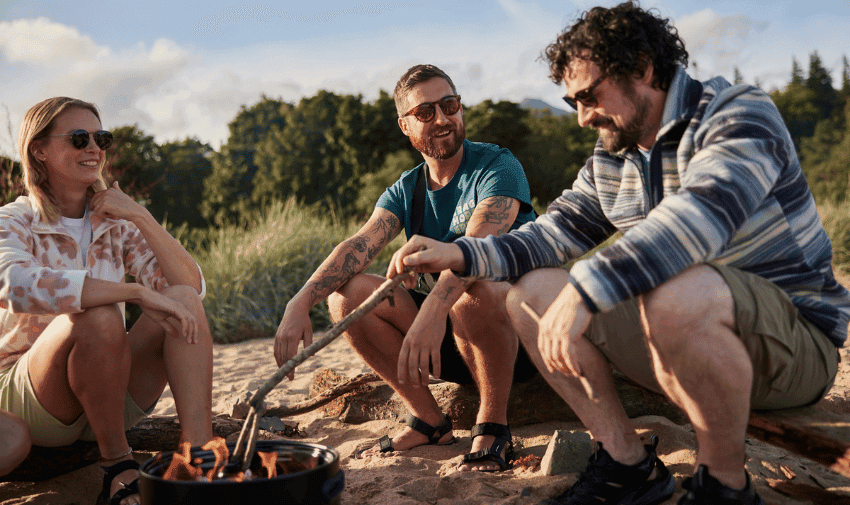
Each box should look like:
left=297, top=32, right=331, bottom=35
left=180, top=198, right=403, bottom=343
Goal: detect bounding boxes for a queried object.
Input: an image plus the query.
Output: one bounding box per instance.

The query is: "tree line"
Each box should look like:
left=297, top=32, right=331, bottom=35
left=1, top=51, right=848, bottom=229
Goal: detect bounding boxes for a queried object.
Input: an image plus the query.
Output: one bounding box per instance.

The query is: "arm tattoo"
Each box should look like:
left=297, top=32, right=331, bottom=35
left=304, top=213, right=400, bottom=305
left=477, top=196, right=514, bottom=234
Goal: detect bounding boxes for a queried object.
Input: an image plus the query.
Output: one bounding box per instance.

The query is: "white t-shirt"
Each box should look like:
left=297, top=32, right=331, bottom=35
left=60, top=212, right=92, bottom=267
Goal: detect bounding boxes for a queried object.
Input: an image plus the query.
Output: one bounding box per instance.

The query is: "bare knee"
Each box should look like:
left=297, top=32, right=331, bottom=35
left=69, top=305, right=126, bottom=348
left=641, top=265, right=735, bottom=351
left=161, top=285, right=205, bottom=314
left=505, top=269, right=568, bottom=347
left=328, top=274, right=381, bottom=321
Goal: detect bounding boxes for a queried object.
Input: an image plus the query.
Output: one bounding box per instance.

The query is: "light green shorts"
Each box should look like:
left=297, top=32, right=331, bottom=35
left=586, top=263, right=840, bottom=410
left=0, top=352, right=154, bottom=447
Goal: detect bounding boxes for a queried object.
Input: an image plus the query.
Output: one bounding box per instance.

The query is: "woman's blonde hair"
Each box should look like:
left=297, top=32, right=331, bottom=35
left=18, top=97, right=108, bottom=222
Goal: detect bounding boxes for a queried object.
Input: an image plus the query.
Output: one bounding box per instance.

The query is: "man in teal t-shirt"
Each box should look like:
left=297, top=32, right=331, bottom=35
left=274, top=64, right=535, bottom=473
left=377, top=138, right=536, bottom=243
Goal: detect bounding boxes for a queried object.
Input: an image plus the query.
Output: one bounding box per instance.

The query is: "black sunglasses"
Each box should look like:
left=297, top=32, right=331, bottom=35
left=47, top=129, right=113, bottom=150
left=402, top=95, right=462, bottom=123
left=562, top=74, right=607, bottom=111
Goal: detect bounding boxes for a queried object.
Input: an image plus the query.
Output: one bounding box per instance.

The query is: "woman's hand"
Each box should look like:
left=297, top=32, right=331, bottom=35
left=89, top=182, right=146, bottom=222
left=134, top=286, right=199, bottom=344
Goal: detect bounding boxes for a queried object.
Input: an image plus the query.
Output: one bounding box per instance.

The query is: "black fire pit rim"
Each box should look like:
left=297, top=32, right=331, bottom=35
left=139, top=439, right=341, bottom=486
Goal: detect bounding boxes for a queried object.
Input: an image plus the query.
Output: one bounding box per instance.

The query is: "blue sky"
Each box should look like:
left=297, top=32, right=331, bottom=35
left=1, top=0, right=848, bottom=150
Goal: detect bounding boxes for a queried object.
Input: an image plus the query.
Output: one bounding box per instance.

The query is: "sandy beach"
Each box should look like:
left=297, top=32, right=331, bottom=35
left=2, top=330, right=850, bottom=504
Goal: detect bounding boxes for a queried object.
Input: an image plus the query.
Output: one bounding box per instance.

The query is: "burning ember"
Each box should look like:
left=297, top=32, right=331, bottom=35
left=159, top=437, right=304, bottom=482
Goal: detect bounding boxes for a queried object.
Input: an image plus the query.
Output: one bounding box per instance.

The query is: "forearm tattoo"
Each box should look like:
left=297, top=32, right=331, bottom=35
left=477, top=196, right=514, bottom=235
left=305, top=212, right=400, bottom=305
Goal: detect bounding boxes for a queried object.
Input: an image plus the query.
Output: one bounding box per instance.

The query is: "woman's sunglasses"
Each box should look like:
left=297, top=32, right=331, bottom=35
left=402, top=95, right=462, bottom=123
left=47, top=129, right=113, bottom=150
left=562, top=74, right=607, bottom=111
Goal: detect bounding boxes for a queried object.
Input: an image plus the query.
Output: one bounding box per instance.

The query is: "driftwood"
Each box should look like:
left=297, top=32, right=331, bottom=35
left=748, top=408, right=850, bottom=478
left=302, top=367, right=688, bottom=429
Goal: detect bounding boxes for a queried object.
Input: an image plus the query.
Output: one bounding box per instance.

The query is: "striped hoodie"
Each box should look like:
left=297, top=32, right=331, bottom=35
left=455, top=67, right=850, bottom=347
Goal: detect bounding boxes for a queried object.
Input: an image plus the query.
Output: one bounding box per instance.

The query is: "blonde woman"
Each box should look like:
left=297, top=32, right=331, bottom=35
left=0, top=97, right=213, bottom=505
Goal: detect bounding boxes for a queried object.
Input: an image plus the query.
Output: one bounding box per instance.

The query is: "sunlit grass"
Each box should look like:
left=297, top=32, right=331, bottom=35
left=182, top=198, right=403, bottom=343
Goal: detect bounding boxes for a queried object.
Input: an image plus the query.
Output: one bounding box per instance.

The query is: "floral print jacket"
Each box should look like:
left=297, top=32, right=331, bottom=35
left=0, top=195, right=206, bottom=370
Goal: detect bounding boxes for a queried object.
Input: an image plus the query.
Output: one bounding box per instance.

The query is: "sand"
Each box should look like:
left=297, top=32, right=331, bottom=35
left=2, top=331, right=850, bottom=504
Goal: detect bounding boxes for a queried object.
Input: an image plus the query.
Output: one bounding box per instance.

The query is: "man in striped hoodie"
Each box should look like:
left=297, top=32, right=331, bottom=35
left=387, top=2, right=850, bottom=504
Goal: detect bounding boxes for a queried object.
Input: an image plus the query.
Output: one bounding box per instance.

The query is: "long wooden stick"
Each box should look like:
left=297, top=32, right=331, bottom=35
left=228, top=271, right=413, bottom=470
left=520, top=301, right=598, bottom=402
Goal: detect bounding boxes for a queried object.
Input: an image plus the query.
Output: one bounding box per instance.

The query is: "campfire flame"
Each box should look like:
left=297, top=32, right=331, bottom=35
left=161, top=437, right=279, bottom=482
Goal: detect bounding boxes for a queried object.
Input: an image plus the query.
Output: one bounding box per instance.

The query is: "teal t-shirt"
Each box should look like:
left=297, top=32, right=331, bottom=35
left=376, top=140, right=536, bottom=242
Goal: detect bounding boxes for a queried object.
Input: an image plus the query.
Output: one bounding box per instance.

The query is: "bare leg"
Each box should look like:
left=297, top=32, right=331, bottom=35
left=329, top=274, right=453, bottom=456
left=451, top=280, right=518, bottom=471
left=28, top=304, right=139, bottom=504
left=27, top=285, right=212, bottom=505
left=127, top=285, right=213, bottom=447
left=640, top=265, right=751, bottom=489
left=0, top=410, right=31, bottom=476
left=505, top=269, right=648, bottom=465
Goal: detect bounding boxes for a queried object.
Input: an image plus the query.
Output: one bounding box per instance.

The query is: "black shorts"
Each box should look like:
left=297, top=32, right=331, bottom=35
left=407, top=290, right=537, bottom=385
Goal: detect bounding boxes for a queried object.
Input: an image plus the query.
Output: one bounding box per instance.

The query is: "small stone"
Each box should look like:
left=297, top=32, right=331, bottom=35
left=520, top=487, right=532, bottom=497
left=259, top=416, right=289, bottom=432
left=540, top=430, right=593, bottom=476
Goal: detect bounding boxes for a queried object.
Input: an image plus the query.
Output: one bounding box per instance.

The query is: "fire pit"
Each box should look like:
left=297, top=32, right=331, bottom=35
left=139, top=440, right=344, bottom=504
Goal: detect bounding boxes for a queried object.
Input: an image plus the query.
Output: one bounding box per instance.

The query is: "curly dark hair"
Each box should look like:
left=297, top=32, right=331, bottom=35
left=544, top=1, right=688, bottom=92
left=394, top=64, right=457, bottom=117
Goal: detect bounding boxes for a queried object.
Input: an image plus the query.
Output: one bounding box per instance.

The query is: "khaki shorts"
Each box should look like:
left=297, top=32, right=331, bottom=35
left=0, top=352, right=153, bottom=447
left=586, top=263, right=840, bottom=410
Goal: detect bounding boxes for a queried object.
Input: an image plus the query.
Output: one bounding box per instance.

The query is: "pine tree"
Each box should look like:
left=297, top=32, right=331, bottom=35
left=791, top=56, right=804, bottom=85
left=806, top=51, right=837, bottom=118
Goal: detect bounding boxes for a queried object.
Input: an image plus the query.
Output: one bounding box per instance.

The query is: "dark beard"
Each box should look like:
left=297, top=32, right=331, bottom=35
left=595, top=91, right=650, bottom=153
left=410, top=122, right=466, bottom=160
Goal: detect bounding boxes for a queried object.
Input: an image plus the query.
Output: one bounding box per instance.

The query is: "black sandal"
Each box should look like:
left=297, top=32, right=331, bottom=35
left=356, top=412, right=455, bottom=458
left=96, top=459, right=140, bottom=505
left=461, top=422, right=514, bottom=472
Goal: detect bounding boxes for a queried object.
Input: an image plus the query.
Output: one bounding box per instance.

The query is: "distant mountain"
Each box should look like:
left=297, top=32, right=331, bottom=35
left=519, top=98, right=570, bottom=116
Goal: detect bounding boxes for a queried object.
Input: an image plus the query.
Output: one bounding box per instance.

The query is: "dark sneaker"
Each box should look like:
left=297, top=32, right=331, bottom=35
left=539, top=435, right=675, bottom=505
left=678, top=465, right=764, bottom=505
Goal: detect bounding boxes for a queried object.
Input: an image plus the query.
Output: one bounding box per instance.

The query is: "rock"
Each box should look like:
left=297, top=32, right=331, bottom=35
left=540, top=430, right=594, bottom=476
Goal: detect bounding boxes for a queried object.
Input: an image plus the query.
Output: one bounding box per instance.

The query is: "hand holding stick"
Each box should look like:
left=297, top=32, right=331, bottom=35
left=520, top=301, right=598, bottom=403
left=228, top=271, right=415, bottom=472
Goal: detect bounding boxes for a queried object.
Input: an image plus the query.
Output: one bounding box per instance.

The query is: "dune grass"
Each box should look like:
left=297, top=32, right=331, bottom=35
left=180, top=198, right=403, bottom=343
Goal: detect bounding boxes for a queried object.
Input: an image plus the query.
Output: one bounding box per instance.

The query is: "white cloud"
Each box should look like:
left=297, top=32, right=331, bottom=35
left=0, top=17, right=105, bottom=64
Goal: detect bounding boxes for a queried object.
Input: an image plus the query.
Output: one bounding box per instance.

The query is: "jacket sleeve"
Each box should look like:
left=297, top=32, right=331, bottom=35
left=0, top=214, right=86, bottom=314
left=455, top=156, right=617, bottom=281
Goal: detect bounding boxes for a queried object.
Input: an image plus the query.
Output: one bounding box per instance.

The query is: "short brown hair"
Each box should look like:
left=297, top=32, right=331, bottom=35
left=544, top=1, right=688, bottom=92
left=19, top=97, right=108, bottom=222
left=393, top=64, right=458, bottom=117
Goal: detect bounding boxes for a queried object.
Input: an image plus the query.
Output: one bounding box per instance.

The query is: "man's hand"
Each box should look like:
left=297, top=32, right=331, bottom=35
left=388, top=235, right=466, bottom=288
left=274, top=302, right=314, bottom=379
left=537, top=283, right=592, bottom=377
left=397, top=311, right=446, bottom=388
left=135, top=287, right=198, bottom=344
